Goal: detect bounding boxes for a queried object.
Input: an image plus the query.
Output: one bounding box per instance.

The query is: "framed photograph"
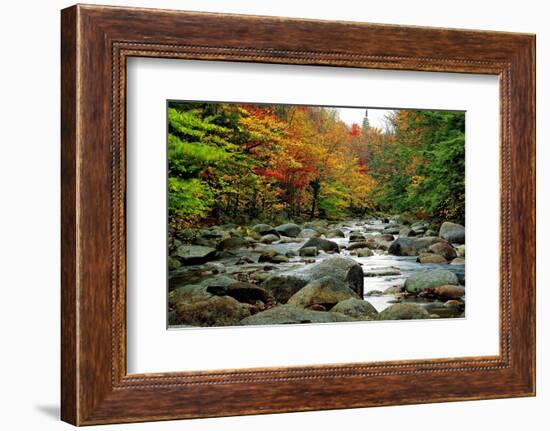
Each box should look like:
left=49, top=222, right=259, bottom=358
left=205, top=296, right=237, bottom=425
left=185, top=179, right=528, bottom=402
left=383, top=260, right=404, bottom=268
left=61, top=4, right=536, bottom=425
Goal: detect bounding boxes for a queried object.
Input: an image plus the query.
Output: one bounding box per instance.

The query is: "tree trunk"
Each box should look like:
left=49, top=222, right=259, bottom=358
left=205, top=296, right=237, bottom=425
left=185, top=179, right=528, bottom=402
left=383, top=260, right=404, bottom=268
left=309, top=180, right=321, bottom=220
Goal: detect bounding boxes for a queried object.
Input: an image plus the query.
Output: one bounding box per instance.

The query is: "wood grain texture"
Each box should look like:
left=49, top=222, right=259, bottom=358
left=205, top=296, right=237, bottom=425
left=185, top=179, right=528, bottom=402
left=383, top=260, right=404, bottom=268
left=60, top=4, right=536, bottom=425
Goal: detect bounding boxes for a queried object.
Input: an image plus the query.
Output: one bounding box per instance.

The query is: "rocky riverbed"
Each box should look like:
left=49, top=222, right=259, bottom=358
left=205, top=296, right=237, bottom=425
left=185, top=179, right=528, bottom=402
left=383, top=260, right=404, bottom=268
left=167, top=218, right=466, bottom=327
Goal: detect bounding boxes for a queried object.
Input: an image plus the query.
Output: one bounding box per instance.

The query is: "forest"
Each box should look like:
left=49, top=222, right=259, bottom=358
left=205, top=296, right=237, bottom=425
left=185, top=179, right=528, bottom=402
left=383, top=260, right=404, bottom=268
left=167, top=102, right=465, bottom=231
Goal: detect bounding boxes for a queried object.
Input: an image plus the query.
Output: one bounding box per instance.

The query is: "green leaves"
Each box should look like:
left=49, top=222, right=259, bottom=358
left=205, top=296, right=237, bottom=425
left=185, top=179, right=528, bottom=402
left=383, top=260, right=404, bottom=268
left=166, top=102, right=465, bottom=228
left=368, top=110, right=465, bottom=223
left=168, top=177, right=214, bottom=222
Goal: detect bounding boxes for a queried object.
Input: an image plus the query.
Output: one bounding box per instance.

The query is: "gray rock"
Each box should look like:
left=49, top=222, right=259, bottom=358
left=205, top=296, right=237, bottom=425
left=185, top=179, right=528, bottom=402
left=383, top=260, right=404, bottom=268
left=285, top=250, right=298, bottom=258
left=439, top=222, right=465, bottom=244
left=388, top=236, right=445, bottom=256
left=417, top=253, right=448, bottom=264
left=352, top=248, right=374, bottom=257
left=275, top=223, right=302, bottom=238
left=260, top=234, right=280, bottom=244
left=347, top=241, right=376, bottom=251
left=258, top=250, right=284, bottom=263
left=299, top=246, right=318, bottom=257
left=261, top=256, right=364, bottom=302
left=444, top=300, right=464, bottom=308
left=326, top=229, right=345, bottom=239
left=175, top=245, right=217, bottom=264
left=430, top=285, right=465, bottom=300
left=216, top=237, right=248, bottom=250
left=429, top=242, right=457, bottom=260
left=404, top=269, right=459, bottom=293
left=303, top=221, right=328, bottom=230
left=199, top=228, right=225, bottom=240
left=200, top=275, right=238, bottom=294
left=306, top=256, right=364, bottom=297
left=173, top=295, right=251, bottom=327
left=399, top=227, right=414, bottom=237
left=287, top=276, right=359, bottom=309
left=300, top=238, right=339, bottom=253
left=240, top=304, right=351, bottom=325
left=271, top=255, right=290, bottom=263
left=223, top=282, right=271, bottom=303
left=260, top=274, right=308, bottom=304
left=383, top=226, right=401, bottom=234
left=364, top=268, right=401, bottom=277
left=169, top=284, right=212, bottom=307
left=378, top=303, right=431, bottom=320
left=384, top=285, right=404, bottom=295
left=298, top=228, right=321, bottom=239
left=390, top=214, right=411, bottom=225
left=349, top=232, right=366, bottom=242
left=235, top=256, right=255, bottom=265
left=252, top=224, right=276, bottom=235
left=411, top=224, right=427, bottom=235
left=450, top=257, right=465, bottom=265
left=331, top=298, right=378, bottom=320
left=375, top=240, right=393, bottom=251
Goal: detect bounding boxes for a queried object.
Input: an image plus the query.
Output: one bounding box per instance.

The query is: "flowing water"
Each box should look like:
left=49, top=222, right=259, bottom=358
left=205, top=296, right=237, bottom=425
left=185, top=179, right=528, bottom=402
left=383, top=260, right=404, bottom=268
left=265, top=220, right=465, bottom=314
left=170, top=219, right=465, bottom=317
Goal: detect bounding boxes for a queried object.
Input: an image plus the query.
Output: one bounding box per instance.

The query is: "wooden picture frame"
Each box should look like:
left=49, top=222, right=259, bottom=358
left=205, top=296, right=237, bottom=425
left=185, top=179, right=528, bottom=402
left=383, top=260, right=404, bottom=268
left=61, top=4, right=536, bottom=425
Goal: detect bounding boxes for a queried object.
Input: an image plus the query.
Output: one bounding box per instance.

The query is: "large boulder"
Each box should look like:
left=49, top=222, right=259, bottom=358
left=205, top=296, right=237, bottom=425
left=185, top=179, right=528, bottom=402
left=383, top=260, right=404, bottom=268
left=378, top=303, right=430, bottom=320
left=287, top=276, right=359, bottom=309
left=275, top=223, right=301, bottom=238
left=240, top=304, right=351, bottom=325
left=388, top=236, right=445, bottom=256
left=175, top=245, right=217, bottom=264
left=429, top=242, right=457, bottom=260
left=404, top=269, right=458, bottom=293
left=262, top=256, right=364, bottom=302
left=331, top=298, right=378, bottom=320
left=173, top=295, right=251, bottom=327
left=306, top=257, right=364, bottom=297
left=300, top=238, right=339, bottom=253
left=439, top=222, right=465, bottom=244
